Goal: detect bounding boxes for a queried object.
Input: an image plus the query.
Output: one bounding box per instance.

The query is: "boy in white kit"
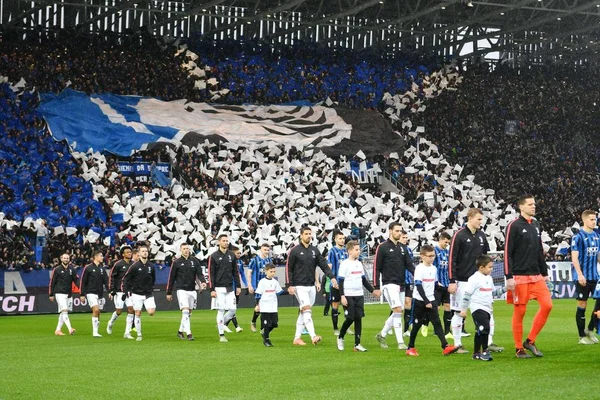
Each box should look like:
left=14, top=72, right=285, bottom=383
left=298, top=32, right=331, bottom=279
left=460, top=254, right=507, bottom=361
left=406, top=245, right=458, bottom=356
left=255, top=263, right=288, bottom=347
left=335, top=241, right=381, bottom=352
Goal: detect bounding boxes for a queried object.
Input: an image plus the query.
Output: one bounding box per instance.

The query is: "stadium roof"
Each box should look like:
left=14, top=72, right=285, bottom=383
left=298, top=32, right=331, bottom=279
left=2, top=0, right=599, bottom=64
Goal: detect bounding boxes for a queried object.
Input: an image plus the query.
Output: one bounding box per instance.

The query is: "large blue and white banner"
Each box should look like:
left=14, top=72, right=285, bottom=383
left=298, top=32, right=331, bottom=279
left=39, top=90, right=352, bottom=156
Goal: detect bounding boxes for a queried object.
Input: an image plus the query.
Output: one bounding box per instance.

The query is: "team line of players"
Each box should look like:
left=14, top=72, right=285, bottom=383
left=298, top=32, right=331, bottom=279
left=49, top=195, right=600, bottom=357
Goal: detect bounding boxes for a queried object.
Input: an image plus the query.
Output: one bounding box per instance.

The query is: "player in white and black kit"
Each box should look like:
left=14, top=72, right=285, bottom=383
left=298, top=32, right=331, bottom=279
left=255, top=263, right=288, bottom=347
left=79, top=250, right=108, bottom=338
left=122, top=245, right=156, bottom=341
left=448, top=208, right=490, bottom=353
left=460, top=255, right=507, bottom=361
left=49, top=253, right=77, bottom=336
left=166, top=243, right=207, bottom=341
left=336, top=241, right=381, bottom=352
left=208, top=234, right=241, bottom=342
left=106, top=245, right=134, bottom=336
left=405, top=245, right=458, bottom=357
left=286, top=226, right=338, bottom=346
left=374, top=222, right=415, bottom=350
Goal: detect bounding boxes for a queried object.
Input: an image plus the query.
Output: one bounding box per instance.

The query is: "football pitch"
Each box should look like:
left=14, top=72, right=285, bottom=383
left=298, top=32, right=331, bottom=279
left=1, top=299, right=596, bottom=400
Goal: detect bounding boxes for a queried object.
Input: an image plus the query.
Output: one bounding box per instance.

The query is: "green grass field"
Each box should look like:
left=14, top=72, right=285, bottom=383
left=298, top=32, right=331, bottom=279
left=0, top=299, right=597, bottom=400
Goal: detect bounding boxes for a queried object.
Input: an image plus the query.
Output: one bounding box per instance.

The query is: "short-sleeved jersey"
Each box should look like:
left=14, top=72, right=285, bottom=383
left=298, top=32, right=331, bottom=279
left=256, top=277, right=284, bottom=313
left=405, top=247, right=414, bottom=285
left=337, top=258, right=366, bottom=297
left=434, top=246, right=450, bottom=287
left=248, top=255, right=272, bottom=289
left=571, top=229, right=600, bottom=281
left=413, top=263, right=437, bottom=302
left=461, top=271, right=495, bottom=314
left=327, top=246, right=348, bottom=277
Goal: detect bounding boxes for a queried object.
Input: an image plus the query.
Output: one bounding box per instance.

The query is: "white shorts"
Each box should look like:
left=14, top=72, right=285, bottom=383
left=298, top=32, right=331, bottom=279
left=177, top=290, right=197, bottom=310
left=86, top=294, right=100, bottom=309
left=56, top=293, right=72, bottom=312
left=382, top=284, right=406, bottom=310
left=450, top=281, right=467, bottom=312
left=294, top=286, right=316, bottom=308
left=131, top=294, right=156, bottom=312
left=211, top=288, right=236, bottom=310
left=113, top=292, right=133, bottom=310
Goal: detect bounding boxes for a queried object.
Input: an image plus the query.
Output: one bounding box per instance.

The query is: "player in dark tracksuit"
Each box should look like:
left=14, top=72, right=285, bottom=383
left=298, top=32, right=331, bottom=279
left=208, top=234, right=241, bottom=341
left=504, top=195, right=552, bottom=358
left=166, top=243, right=207, bottom=340
left=80, top=251, right=108, bottom=337
left=49, top=253, right=78, bottom=335
left=448, top=208, right=489, bottom=352
left=286, top=226, right=337, bottom=346
left=123, top=245, right=156, bottom=341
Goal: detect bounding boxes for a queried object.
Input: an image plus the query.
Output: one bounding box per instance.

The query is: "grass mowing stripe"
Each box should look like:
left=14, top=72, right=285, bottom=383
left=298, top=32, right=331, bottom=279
left=0, top=299, right=595, bottom=399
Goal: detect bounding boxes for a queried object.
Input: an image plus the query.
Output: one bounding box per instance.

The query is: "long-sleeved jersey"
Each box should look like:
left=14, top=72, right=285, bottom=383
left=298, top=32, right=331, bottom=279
left=460, top=271, right=506, bottom=314
left=208, top=249, right=241, bottom=291
left=123, top=260, right=156, bottom=297
left=504, top=216, right=547, bottom=279
left=449, top=227, right=489, bottom=283
left=109, top=259, right=133, bottom=294
left=372, top=239, right=415, bottom=288
left=166, top=255, right=206, bottom=295
left=49, top=265, right=77, bottom=296
left=79, top=262, right=108, bottom=296
left=248, top=255, right=272, bottom=290
left=286, top=243, right=334, bottom=286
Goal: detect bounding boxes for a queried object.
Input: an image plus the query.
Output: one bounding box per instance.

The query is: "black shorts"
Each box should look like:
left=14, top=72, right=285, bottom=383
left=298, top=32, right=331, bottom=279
left=435, top=288, right=450, bottom=305
left=471, top=309, right=491, bottom=334
left=343, top=296, right=365, bottom=319
left=330, top=287, right=341, bottom=303
left=575, top=281, right=597, bottom=301
left=405, top=284, right=414, bottom=299
left=260, top=312, right=279, bottom=329
left=412, top=299, right=441, bottom=326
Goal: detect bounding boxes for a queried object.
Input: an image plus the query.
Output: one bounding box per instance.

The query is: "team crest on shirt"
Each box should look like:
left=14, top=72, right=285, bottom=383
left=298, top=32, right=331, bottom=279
left=311, top=250, right=316, bottom=258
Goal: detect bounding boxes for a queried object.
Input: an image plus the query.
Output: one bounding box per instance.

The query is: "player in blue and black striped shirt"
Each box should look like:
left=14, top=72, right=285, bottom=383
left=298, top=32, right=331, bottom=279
left=400, top=232, right=415, bottom=337
left=224, top=246, right=247, bottom=333
left=327, top=230, right=348, bottom=335
left=571, top=210, right=600, bottom=344
left=434, top=232, right=452, bottom=336
left=247, top=243, right=272, bottom=333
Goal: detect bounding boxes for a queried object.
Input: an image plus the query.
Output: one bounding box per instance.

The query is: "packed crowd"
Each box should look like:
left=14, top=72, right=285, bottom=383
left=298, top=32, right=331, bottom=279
left=402, top=63, right=600, bottom=238
left=184, top=36, right=441, bottom=108
left=0, top=30, right=594, bottom=269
